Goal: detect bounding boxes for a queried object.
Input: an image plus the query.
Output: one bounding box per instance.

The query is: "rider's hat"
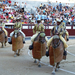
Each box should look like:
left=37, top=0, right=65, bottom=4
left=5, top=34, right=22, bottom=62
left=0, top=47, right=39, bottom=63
left=40, top=33, right=45, bottom=37
left=37, top=18, right=41, bottom=23
left=16, top=17, right=20, bottom=21
left=37, top=18, right=41, bottom=21
left=56, top=18, right=61, bottom=22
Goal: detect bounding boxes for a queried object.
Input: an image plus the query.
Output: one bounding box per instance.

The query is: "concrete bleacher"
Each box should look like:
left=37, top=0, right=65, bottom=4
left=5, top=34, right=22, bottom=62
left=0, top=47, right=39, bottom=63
left=11, top=0, right=75, bottom=7
left=11, top=0, right=75, bottom=14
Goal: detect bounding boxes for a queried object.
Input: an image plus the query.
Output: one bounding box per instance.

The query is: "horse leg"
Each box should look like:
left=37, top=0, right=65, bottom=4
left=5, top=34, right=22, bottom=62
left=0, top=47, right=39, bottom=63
left=17, top=49, right=20, bottom=56
left=52, top=63, right=56, bottom=75
left=56, top=62, right=60, bottom=68
left=1, top=42, right=4, bottom=48
left=4, top=40, right=7, bottom=46
left=34, top=59, right=37, bottom=63
left=55, top=62, right=60, bottom=71
left=38, top=59, right=41, bottom=67
left=14, top=51, right=17, bottom=57
left=4, top=43, right=6, bottom=46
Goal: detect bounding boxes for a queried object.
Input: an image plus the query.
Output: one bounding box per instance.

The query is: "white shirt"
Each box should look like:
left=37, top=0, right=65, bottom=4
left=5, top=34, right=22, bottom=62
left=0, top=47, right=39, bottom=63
left=68, top=18, right=72, bottom=22
left=21, top=3, right=25, bottom=8
left=16, top=3, right=20, bottom=6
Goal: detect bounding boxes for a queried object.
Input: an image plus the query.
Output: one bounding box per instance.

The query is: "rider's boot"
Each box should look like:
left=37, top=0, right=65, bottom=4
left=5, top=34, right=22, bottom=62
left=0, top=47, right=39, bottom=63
left=46, top=50, right=49, bottom=57
left=8, top=37, right=12, bottom=44
left=23, top=38, right=25, bottom=44
left=63, top=49, right=67, bottom=60
left=67, top=37, right=69, bottom=41
left=29, top=42, right=33, bottom=50
left=5, top=35, right=7, bottom=38
left=5, top=35, right=8, bottom=43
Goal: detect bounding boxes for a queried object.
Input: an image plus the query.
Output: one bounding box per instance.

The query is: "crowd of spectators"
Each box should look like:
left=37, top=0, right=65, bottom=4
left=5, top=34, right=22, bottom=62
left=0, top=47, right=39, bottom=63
left=0, top=0, right=75, bottom=25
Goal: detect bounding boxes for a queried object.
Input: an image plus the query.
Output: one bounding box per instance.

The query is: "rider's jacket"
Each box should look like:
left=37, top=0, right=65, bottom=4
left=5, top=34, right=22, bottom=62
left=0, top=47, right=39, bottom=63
left=14, top=22, right=22, bottom=30
left=33, top=23, right=44, bottom=34
left=0, top=22, right=6, bottom=29
left=50, top=23, right=66, bottom=36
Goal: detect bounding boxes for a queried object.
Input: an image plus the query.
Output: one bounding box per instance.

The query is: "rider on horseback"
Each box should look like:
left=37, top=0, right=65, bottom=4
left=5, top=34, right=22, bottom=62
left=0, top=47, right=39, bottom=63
left=8, top=17, right=25, bottom=44
left=29, top=18, right=48, bottom=50
left=46, top=18, right=68, bottom=56
left=60, top=20, right=69, bottom=41
left=0, top=19, right=8, bottom=38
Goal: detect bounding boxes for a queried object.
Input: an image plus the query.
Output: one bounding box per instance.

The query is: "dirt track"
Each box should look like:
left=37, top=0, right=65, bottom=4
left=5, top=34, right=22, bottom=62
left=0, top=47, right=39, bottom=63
left=0, top=39, right=75, bottom=75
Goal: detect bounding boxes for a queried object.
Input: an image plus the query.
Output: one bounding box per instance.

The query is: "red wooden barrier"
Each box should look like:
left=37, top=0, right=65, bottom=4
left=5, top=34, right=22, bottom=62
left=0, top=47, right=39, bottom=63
left=5, top=24, right=75, bottom=37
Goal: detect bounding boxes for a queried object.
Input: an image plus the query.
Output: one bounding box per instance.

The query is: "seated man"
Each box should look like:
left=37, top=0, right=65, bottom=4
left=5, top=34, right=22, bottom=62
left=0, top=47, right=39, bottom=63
left=29, top=18, right=48, bottom=50
left=8, top=18, right=25, bottom=44
left=46, top=18, right=68, bottom=56
left=0, top=19, right=8, bottom=38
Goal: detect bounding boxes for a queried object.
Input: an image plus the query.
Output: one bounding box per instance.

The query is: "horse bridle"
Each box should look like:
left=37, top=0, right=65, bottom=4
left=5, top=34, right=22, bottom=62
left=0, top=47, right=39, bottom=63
left=52, top=39, right=60, bottom=49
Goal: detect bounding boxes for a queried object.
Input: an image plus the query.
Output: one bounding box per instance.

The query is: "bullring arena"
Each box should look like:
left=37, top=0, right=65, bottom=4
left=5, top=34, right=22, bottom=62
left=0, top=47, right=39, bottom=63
left=0, top=38, right=75, bottom=75
left=1, top=0, right=75, bottom=75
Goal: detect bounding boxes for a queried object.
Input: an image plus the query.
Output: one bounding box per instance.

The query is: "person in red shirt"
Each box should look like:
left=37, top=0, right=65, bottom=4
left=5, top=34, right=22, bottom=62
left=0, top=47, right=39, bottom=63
left=10, top=18, right=13, bottom=23
left=6, top=15, right=9, bottom=19
left=8, top=0, right=11, bottom=4
left=72, top=16, right=74, bottom=21
left=1, top=14, right=4, bottom=19
left=24, top=19, right=28, bottom=24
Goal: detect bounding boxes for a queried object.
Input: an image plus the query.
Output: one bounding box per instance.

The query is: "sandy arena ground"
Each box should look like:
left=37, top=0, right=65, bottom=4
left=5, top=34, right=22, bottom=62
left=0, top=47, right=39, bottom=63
left=0, top=39, right=75, bottom=75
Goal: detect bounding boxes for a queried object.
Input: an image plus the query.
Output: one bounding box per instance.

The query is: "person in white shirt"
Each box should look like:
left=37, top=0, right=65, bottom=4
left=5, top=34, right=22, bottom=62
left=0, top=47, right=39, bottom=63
left=21, top=2, right=25, bottom=12
left=68, top=16, right=72, bottom=25
left=16, top=2, right=20, bottom=8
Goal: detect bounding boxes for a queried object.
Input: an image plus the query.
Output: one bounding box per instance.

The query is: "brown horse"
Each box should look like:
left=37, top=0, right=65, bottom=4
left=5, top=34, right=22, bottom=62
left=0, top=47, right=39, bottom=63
left=32, top=32, right=46, bottom=67
left=12, top=29, right=24, bottom=57
left=0, top=27, right=8, bottom=48
left=49, top=35, right=64, bottom=74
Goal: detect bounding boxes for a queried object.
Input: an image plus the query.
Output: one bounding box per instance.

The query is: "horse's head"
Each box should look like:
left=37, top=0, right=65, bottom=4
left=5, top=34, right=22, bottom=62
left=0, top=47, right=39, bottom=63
left=14, top=29, right=19, bottom=38
left=51, top=35, right=60, bottom=48
left=39, top=32, right=46, bottom=44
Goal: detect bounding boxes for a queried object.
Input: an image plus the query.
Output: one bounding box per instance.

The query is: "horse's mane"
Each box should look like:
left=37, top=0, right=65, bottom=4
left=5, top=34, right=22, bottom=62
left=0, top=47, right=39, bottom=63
left=53, top=35, right=59, bottom=39
left=34, top=32, right=45, bottom=41
left=40, top=32, right=45, bottom=37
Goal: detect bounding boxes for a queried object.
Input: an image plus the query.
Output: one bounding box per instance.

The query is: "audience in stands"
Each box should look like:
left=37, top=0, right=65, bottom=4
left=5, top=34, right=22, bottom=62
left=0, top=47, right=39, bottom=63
left=0, top=0, right=75, bottom=25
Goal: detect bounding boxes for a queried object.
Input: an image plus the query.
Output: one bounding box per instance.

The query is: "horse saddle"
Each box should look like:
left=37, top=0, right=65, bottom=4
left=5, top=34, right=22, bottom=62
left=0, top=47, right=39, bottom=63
left=34, top=33, right=40, bottom=41
left=13, top=30, right=23, bottom=37
left=8, top=30, right=23, bottom=44
left=34, top=32, right=46, bottom=42
left=29, top=33, right=40, bottom=50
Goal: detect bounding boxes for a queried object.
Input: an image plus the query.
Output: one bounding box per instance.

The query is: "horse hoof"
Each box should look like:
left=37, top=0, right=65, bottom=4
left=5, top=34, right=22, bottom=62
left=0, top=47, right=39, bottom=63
left=17, top=54, right=20, bottom=56
left=55, top=68, right=58, bottom=72
left=52, top=71, right=55, bottom=75
left=38, top=65, right=41, bottom=67
left=4, top=43, right=6, bottom=46
left=57, top=65, right=60, bottom=68
left=14, top=55, right=17, bottom=57
left=2, top=46, right=4, bottom=48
